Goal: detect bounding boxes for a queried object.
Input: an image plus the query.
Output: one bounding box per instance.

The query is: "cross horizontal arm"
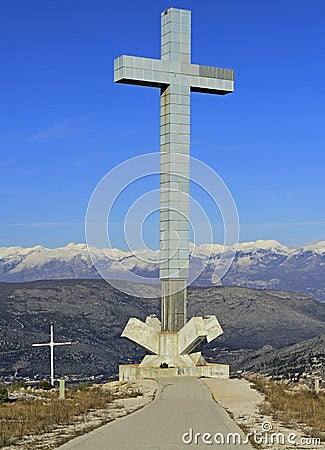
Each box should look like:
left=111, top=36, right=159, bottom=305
left=114, top=55, right=165, bottom=88
left=114, top=55, right=234, bottom=94
left=32, top=343, right=49, bottom=347
left=189, top=64, right=234, bottom=95
left=54, top=342, right=72, bottom=346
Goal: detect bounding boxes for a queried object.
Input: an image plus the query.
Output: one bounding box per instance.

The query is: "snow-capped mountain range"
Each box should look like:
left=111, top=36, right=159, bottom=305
left=0, top=240, right=324, bottom=302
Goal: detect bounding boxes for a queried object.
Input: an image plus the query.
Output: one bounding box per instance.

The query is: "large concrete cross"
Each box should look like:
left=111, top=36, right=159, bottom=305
left=114, top=7, right=234, bottom=332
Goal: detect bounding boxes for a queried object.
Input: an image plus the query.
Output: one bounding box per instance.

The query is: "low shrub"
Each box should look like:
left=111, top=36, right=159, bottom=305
left=0, top=386, right=8, bottom=405
left=37, top=380, right=53, bottom=390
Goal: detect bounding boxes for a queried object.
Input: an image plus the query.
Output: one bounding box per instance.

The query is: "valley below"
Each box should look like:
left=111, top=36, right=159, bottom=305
left=0, top=279, right=324, bottom=381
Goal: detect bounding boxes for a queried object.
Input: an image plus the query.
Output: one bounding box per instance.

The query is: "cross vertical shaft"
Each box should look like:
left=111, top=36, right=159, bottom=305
left=160, top=9, right=191, bottom=331
left=50, top=323, right=54, bottom=386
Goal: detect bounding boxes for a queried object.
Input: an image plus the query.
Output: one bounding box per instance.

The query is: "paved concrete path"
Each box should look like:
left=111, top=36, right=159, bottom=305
left=57, top=377, right=253, bottom=450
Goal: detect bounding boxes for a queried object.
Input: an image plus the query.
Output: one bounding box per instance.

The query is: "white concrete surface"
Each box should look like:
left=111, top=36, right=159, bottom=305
left=119, top=363, right=229, bottom=381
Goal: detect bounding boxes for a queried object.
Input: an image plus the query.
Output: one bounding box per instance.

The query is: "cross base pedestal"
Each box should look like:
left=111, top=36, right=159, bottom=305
left=119, top=363, right=229, bottom=381
left=119, top=315, right=229, bottom=381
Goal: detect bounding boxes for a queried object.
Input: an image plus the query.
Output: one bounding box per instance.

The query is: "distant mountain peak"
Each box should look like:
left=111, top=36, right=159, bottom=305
left=302, top=240, right=325, bottom=254
left=236, top=239, right=290, bottom=252
left=0, top=239, right=324, bottom=302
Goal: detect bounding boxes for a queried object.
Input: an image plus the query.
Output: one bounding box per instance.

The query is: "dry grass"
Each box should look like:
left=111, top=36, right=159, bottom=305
left=247, top=375, right=325, bottom=439
left=0, top=384, right=140, bottom=448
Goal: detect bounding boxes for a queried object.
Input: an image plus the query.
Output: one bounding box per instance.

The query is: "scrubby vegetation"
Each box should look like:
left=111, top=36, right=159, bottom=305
left=248, top=375, right=325, bottom=440
left=0, top=382, right=141, bottom=448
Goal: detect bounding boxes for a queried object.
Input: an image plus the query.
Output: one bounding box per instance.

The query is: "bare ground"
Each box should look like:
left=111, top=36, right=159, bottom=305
left=204, top=378, right=325, bottom=450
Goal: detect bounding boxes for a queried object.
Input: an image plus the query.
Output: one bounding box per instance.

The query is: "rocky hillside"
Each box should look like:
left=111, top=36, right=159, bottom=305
left=221, top=334, right=325, bottom=378
left=0, top=280, right=324, bottom=379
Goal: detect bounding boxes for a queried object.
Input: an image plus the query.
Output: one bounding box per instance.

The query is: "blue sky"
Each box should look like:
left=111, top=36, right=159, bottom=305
left=0, top=0, right=324, bottom=249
